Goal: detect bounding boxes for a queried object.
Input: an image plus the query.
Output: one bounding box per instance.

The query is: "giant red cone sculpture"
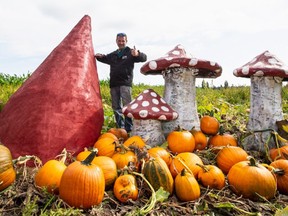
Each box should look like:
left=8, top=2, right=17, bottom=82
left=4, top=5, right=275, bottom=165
left=0, top=15, right=104, bottom=164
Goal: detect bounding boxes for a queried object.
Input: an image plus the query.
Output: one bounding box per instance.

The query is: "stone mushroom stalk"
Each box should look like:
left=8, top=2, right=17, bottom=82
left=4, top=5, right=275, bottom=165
left=233, top=50, right=288, bottom=152
left=122, top=89, right=178, bottom=147
left=140, top=45, right=222, bottom=136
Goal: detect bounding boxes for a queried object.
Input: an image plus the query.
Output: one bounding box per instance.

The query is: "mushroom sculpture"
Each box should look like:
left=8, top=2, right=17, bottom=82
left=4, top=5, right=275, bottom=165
left=233, top=50, right=288, bottom=151
left=122, top=89, right=178, bottom=147
left=140, top=45, right=222, bottom=136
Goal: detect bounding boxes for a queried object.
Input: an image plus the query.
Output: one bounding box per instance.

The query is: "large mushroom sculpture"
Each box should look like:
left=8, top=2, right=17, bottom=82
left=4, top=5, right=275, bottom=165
left=140, top=45, right=222, bottom=136
left=122, top=89, right=178, bottom=147
left=233, top=50, right=288, bottom=152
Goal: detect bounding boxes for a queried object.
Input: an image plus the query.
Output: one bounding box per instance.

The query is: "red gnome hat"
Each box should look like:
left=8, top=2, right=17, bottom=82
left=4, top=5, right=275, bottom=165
left=0, top=15, right=104, bottom=164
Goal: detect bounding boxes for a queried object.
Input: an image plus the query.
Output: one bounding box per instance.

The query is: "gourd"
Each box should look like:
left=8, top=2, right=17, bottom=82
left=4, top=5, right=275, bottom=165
left=270, top=159, right=288, bottom=195
left=200, top=115, right=220, bottom=136
left=142, top=157, right=174, bottom=195
left=167, top=126, right=195, bottom=154
left=169, top=152, right=203, bottom=179
left=216, top=146, right=248, bottom=174
left=34, top=149, right=67, bottom=194
left=76, top=149, right=118, bottom=189
left=113, top=173, right=138, bottom=202
left=0, top=144, right=16, bottom=191
left=174, top=169, right=200, bottom=201
left=59, top=150, right=105, bottom=208
left=227, top=156, right=276, bottom=201
left=197, top=164, right=225, bottom=190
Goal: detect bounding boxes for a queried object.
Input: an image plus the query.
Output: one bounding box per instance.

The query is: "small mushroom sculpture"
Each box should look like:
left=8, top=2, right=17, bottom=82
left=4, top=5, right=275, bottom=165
left=122, top=89, right=178, bottom=147
left=233, top=50, right=288, bottom=152
left=140, top=45, right=222, bottom=136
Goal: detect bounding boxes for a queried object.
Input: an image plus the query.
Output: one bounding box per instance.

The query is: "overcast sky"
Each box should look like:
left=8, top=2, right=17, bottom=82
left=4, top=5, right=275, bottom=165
left=1, top=0, right=288, bottom=87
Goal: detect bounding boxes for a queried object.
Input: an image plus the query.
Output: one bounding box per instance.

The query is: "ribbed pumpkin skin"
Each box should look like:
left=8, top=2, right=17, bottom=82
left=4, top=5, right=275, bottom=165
left=59, top=161, right=105, bottom=208
left=216, top=146, right=248, bottom=174
left=270, top=159, right=288, bottom=195
left=208, top=134, right=237, bottom=149
left=112, top=150, right=137, bottom=170
left=227, top=160, right=276, bottom=201
left=93, top=137, right=117, bottom=157
left=0, top=167, right=16, bottom=191
left=191, top=129, right=208, bottom=150
left=167, top=130, right=195, bottom=154
left=197, top=165, right=225, bottom=190
left=143, top=157, right=174, bottom=195
left=175, top=169, right=200, bottom=201
left=147, top=147, right=172, bottom=166
left=169, top=152, right=203, bottom=179
left=200, top=115, right=220, bottom=136
left=76, top=151, right=118, bottom=188
left=123, top=135, right=146, bottom=149
left=0, top=145, right=16, bottom=191
left=34, top=160, right=67, bottom=194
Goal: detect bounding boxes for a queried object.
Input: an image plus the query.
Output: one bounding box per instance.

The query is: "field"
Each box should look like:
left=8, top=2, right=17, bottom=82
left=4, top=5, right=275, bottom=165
left=1, top=73, right=288, bottom=215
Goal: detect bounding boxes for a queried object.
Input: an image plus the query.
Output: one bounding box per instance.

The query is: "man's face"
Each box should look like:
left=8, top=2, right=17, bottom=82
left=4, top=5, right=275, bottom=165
left=116, top=36, right=127, bottom=49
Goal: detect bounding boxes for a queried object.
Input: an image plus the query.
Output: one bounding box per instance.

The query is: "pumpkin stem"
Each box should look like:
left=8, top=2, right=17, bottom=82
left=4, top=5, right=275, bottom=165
left=273, top=168, right=285, bottom=176
left=247, top=156, right=258, bottom=167
left=196, top=163, right=209, bottom=172
left=81, top=148, right=98, bottom=166
left=219, top=126, right=225, bottom=135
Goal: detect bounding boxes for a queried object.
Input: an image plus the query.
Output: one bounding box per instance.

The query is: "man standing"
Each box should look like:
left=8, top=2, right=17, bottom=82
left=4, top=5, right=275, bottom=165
left=95, top=33, right=147, bottom=132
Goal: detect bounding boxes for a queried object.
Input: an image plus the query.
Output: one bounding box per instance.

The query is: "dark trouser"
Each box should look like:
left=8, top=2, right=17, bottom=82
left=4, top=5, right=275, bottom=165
left=110, top=86, right=133, bottom=132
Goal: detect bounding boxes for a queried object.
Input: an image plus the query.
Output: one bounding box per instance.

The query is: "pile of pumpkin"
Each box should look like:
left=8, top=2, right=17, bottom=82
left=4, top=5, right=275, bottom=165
left=1, top=115, right=288, bottom=212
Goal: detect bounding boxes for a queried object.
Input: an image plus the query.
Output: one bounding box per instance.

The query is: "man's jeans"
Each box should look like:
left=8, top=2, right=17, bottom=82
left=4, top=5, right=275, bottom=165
left=110, top=86, right=133, bottom=132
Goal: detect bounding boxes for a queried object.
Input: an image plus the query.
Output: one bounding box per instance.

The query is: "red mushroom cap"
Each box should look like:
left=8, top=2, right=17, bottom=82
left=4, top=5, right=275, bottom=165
left=140, top=44, right=222, bottom=78
left=233, top=50, right=288, bottom=80
left=122, top=89, right=178, bottom=121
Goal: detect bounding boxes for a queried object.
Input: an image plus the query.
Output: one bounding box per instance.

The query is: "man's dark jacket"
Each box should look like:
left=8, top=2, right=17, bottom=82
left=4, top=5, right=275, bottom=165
left=96, top=46, right=147, bottom=87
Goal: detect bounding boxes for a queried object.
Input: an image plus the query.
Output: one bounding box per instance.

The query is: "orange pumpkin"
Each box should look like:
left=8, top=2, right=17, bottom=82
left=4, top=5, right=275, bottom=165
left=270, top=159, right=288, bottom=195
left=227, top=157, right=276, bottom=201
left=59, top=150, right=105, bottom=208
left=167, top=127, right=195, bottom=154
left=169, top=152, right=203, bottom=179
left=269, top=145, right=288, bottom=161
left=93, top=137, right=118, bottom=157
left=98, top=132, right=119, bottom=141
left=113, top=173, right=138, bottom=202
left=174, top=169, right=200, bottom=201
left=108, top=128, right=129, bottom=141
left=123, top=135, right=146, bottom=150
left=147, top=147, right=172, bottom=166
left=112, top=146, right=137, bottom=170
left=200, top=115, right=220, bottom=136
left=34, top=158, right=67, bottom=194
left=216, top=146, right=248, bottom=174
left=197, top=164, right=225, bottom=190
left=190, top=128, right=208, bottom=150
left=76, top=149, right=118, bottom=189
left=208, top=127, right=237, bottom=149
left=0, top=144, right=16, bottom=191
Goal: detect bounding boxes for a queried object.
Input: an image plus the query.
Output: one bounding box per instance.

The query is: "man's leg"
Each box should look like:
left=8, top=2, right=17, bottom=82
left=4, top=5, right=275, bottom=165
left=120, top=86, right=133, bottom=132
left=110, top=87, right=125, bottom=128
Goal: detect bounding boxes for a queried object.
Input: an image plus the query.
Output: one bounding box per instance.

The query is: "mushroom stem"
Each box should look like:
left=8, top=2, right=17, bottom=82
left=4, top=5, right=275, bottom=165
left=162, top=67, right=200, bottom=136
left=245, top=76, right=283, bottom=152
left=132, top=119, right=165, bottom=147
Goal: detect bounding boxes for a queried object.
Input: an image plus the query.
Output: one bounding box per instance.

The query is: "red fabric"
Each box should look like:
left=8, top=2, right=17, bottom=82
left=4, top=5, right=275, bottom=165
left=0, top=15, right=104, bottom=164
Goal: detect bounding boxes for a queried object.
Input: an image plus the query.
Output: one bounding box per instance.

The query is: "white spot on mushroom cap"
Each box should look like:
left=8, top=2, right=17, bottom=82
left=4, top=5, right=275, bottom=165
left=142, top=101, right=150, bottom=107
left=139, top=110, right=148, bottom=118
left=268, top=58, right=278, bottom=65
left=152, top=107, right=160, bottom=112
left=189, top=58, right=198, bottom=66
left=161, top=106, right=169, bottom=112
left=210, top=61, right=216, bottom=66
left=173, top=112, right=178, bottom=119
left=127, top=113, right=133, bottom=118
left=152, top=98, right=159, bottom=105
left=150, top=92, right=157, bottom=97
left=131, top=103, right=138, bottom=109
left=242, top=66, right=250, bottom=75
left=160, top=98, right=167, bottom=104
left=158, top=115, right=167, bottom=120
left=233, top=69, right=238, bottom=76
left=149, top=61, right=157, bottom=70
left=143, top=89, right=149, bottom=93
left=169, top=63, right=180, bottom=67
left=137, top=95, right=143, bottom=101
left=172, top=50, right=180, bottom=55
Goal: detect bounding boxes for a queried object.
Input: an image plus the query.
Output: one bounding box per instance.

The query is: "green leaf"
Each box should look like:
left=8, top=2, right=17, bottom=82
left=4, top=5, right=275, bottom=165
left=155, top=187, right=170, bottom=203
